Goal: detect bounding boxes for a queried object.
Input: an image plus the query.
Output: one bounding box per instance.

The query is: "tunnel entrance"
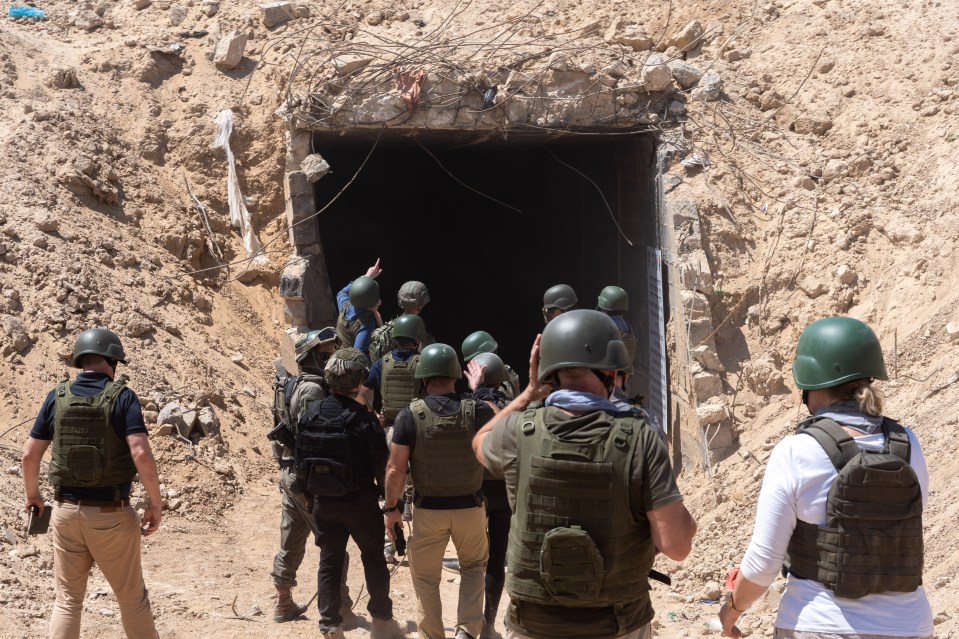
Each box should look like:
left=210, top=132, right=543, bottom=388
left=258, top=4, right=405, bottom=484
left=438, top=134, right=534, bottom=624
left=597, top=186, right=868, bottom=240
left=313, top=130, right=664, bottom=418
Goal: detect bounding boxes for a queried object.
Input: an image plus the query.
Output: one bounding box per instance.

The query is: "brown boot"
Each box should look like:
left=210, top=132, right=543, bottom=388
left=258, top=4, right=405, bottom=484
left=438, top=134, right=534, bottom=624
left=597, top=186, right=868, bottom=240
left=273, top=585, right=308, bottom=623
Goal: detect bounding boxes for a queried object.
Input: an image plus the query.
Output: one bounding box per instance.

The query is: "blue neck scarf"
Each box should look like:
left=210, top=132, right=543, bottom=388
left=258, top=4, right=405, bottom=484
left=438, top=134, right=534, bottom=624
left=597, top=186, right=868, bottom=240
left=545, top=389, right=620, bottom=414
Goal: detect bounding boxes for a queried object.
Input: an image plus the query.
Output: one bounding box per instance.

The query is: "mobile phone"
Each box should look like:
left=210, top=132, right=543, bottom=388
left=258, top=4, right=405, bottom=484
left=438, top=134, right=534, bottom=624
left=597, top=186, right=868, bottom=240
left=27, top=504, right=52, bottom=535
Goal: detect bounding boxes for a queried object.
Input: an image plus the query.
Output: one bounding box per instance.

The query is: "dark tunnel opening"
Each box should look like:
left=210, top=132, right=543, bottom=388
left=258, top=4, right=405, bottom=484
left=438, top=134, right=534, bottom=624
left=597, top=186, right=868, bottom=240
left=313, top=130, right=662, bottom=406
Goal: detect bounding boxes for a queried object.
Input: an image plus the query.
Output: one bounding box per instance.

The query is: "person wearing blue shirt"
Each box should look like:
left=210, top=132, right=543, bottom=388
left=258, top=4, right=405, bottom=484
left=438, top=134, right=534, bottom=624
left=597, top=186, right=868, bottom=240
left=335, top=260, right=384, bottom=357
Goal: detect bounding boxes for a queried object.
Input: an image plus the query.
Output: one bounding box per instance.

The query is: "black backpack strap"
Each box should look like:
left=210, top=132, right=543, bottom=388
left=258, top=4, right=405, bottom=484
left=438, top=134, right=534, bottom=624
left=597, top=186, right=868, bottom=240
left=882, top=418, right=911, bottom=464
left=798, top=417, right=861, bottom=472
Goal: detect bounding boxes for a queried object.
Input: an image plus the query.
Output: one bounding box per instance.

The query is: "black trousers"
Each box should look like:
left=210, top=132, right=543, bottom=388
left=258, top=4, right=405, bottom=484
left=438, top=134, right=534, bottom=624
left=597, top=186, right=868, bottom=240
left=313, top=489, right=393, bottom=626
left=483, top=479, right=511, bottom=623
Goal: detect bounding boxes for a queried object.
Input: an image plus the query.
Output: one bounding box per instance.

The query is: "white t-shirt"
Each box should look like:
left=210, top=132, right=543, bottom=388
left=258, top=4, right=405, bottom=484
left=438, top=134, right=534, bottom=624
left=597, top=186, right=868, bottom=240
left=740, top=417, right=933, bottom=636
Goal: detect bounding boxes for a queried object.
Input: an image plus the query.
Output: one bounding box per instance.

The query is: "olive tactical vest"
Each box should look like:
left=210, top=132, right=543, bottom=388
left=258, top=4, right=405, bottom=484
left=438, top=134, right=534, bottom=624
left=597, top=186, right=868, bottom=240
left=381, top=352, right=421, bottom=421
left=409, top=398, right=484, bottom=502
left=48, top=375, right=137, bottom=500
left=335, top=303, right=364, bottom=350
left=785, top=417, right=924, bottom=599
left=506, top=409, right=656, bottom=628
left=501, top=365, right=521, bottom=400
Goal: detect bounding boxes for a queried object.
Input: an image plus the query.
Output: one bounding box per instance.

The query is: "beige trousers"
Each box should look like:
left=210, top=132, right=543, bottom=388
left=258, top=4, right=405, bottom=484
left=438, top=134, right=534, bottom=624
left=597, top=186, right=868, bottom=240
left=50, top=502, right=158, bottom=639
left=408, top=505, right=489, bottom=639
left=774, top=631, right=934, bottom=639
left=506, top=621, right=651, bottom=639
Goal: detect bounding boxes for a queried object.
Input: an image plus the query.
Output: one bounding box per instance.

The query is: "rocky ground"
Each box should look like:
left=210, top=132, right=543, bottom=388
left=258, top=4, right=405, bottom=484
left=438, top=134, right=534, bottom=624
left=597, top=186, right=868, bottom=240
left=0, top=0, right=957, bottom=637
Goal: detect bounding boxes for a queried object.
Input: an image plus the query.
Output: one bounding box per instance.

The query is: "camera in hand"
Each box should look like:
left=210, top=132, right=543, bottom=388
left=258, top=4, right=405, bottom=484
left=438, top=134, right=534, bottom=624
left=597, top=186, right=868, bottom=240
left=393, top=523, right=406, bottom=557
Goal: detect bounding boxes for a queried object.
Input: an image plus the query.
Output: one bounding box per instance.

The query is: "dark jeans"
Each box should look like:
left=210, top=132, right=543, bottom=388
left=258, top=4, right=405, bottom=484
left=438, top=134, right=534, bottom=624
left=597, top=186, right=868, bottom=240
left=484, top=479, right=510, bottom=623
left=313, top=489, right=393, bottom=627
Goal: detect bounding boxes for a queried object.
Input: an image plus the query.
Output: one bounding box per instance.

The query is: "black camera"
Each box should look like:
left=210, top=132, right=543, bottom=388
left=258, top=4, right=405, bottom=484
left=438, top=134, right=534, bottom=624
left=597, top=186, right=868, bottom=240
left=393, top=523, right=406, bottom=557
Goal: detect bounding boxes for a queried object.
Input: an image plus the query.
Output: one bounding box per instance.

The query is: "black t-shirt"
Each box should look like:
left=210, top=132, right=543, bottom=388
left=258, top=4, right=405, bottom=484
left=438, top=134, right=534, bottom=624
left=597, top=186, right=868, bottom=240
left=30, top=372, right=147, bottom=501
left=300, top=393, right=389, bottom=495
left=391, top=392, right=494, bottom=455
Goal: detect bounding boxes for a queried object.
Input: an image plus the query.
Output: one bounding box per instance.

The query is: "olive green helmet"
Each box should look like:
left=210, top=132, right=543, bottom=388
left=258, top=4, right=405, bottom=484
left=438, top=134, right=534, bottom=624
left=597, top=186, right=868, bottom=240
left=398, top=281, right=430, bottom=312
left=295, top=326, right=337, bottom=363
left=349, top=276, right=380, bottom=310
left=72, top=328, right=127, bottom=367
left=461, top=330, right=498, bottom=363
left=792, top=316, right=888, bottom=390
left=472, top=352, right=509, bottom=387
left=392, top=314, right=426, bottom=342
left=415, top=343, right=462, bottom=379
left=597, top=285, right=628, bottom=312
left=543, top=284, right=578, bottom=310
left=324, top=347, right=371, bottom=392
left=538, top=309, right=629, bottom=381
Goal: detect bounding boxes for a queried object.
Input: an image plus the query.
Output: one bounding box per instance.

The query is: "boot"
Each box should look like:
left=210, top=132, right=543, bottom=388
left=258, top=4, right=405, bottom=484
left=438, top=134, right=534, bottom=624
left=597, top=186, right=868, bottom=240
left=274, top=584, right=308, bottom=623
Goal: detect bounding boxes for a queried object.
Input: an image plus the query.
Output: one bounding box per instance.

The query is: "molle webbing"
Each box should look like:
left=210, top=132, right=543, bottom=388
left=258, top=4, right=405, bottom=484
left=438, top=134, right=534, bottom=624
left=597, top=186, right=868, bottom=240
left=49, top=375, right=136, bottom=500
left=506, top=409, right=655, bottom=617
left=335, top=304, right=363, bottom=349
left=409, top=398, right=484, bottom=501
left=785, top=417, right=924, bottom=599
left=381, top=353, right=420, bottom=421
left=502, top=366, right=521, bottom=400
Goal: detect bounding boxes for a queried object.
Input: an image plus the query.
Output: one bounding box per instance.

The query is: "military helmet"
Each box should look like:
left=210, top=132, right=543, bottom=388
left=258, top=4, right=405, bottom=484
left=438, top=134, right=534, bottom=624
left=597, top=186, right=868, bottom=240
left=398, top=281, right=430, bottom=312
left=324, top=347, right=371, bottom=392
left=597, top=285, right=628, bottom=312
left=472, top=352, right=509, bottom=387
left=461, top=330, right=498, bottom=363
left=295, top=327, right=337, bottom=363
left=392, top=314, right=426, bottom=342
left=792, top=316, right=888, bottom=390
left=72, top=328, right=127, bottom=367
left=543, top=284, right=578, bottom=310
left=538, top=309, right=629, bottom=381
left=415, top=343, right=462, bottom=380
left=349, top=276, right=380, bottom=310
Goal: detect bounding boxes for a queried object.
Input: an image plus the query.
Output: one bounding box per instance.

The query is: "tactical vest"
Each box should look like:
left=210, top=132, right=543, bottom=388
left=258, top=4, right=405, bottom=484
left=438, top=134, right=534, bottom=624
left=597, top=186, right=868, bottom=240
left=295, top=404, right=361, bottom=497
left=409, top=398, right=484, bottom=503
left=506, top=409, right=656, bottom=632
left=368, top=320, right=394, bottom=363
left=501, top=365, right=521, bottom=400
left=335, top=303, right=363, bottom=350
left=381, top=352, right=421, bottom=421
left=48, top=375, right=137, bottom=500
left=269, top=373, right=325, bottom=465
left=620, top=328, right=637, bottom=375
left=785, top=417, right=924, bottom=599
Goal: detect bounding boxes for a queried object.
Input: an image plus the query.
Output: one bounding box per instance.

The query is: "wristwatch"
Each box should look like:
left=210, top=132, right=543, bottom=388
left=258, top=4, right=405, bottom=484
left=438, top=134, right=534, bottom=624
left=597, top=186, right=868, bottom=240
left=381, top=505, right=398, bottom=514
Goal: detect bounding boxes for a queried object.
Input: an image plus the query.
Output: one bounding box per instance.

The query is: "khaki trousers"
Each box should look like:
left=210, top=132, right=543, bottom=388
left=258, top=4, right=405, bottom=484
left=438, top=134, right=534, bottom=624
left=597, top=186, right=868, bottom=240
left=506, top=621, right=651, bottom=639
left=408, top=505, right=489, bottom=639
left=774, top=631, right=934, bottom=639
left=50, top=502, right=158, bottom=639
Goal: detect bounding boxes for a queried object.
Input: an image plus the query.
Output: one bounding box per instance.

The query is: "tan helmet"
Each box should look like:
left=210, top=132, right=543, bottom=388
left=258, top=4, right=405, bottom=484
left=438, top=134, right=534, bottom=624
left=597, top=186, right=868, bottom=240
left=398, top=281, right=430, bottom=312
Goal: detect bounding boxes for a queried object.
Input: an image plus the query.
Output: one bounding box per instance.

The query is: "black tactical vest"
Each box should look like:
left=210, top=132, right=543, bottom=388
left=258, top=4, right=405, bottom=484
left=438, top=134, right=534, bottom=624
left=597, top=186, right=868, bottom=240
left=506, top=409, right=656, bottom=635
left=786, top=417, right=924, bottom=599
left=48, top=375, right=137, bottom=500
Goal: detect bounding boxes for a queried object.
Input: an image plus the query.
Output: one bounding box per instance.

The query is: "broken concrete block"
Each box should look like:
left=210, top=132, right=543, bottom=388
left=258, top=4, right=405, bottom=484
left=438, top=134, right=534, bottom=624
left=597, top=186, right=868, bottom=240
left=668, top=61, right=704, bottom=90
left=696, top=400, right=729, bottom=425
left=331, top=54, right=372, bottom=76
left=641, top=53, right=673, bottom=92
left=690, top=71, right=722, bottom=102
left=692, top=371, right=724, bottom=401
left=665, top=20, right=704, bottom=51
left=213, top=32, right=247, bottom=70
left=197, top=407, right=219, bottom=436
left=605, top=21, right=653, bottom=51
left=836, top=264, right=858, bottom=285
left=692, top=344, right=725, bottom=372
left=301, top=154, right=330, bottom=182
left=260, top=1, right=293, bottom=27
left=285, top=171, right=311, bottom=198
left=155, top=423, right=174, bottom=437
left=946, top=322, right=959, bottom=342
left=681, top=290, right=711, bottom=320
left=279, top=258, right=308, bottom=300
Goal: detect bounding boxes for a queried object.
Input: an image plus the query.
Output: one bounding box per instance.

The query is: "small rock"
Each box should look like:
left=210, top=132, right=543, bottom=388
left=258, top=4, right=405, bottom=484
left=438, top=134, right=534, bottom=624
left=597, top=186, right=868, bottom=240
left=547, top=52, right=569, bottom=72
left=155, top=423, right=174, bottom=437
left=668, top=61, right=704, bottom=89
left=330, top=54, right=373, bottom=76
left=946, top=322, right=959, bottom=342
left=822, top=159, right=846, bottom=182
left=696, top=401, right=729, bottom=425
left=606, top=22, right=653, bottom=51
left=98, top=608, right=115, bottom=617
left=213, top=461, right=234, bottom=477
left=793, top=115, right=833, bottom=135
left=366, top=10, right=384, bottom=25
left=142, top=410, right=159, bottom=424
left=168, top=498, right=182, bottom=511
left=12, top=544, right=38, bottom=559
left=260, top=1, right=293, bottom=28
left=201, top=1, right=218, bottom=16
left=74, top=10, right=104, bottom=31
left=836, top=264, right=858, bottom=285
left=794, top=175, right=816, bottom=190
left=197, top=406, right=220, bottom=436
left=301, top=153, right=330, bottom=182
left=604, top=60, right=627, bottom=79
left=133, top=0, right=151, bottom=9
left=1, top=315, right=31, bottom=353
left=243, top=386, right=256, bottom=397
left=230, top=353, right=244, bottom=364
left=690, top=71, right=722, bottom=101
left=723, top=48, right=751, bottom=62
left=666, top=20, right=704, bottom=51
left=934, top=575, right=951, bottom=588
left=701, top=580, right=722, bottom=600
left=213, top=32, right=247, bottom=70
left=168, top=3, right=186, bottom=24
left=641, top=53, right=673, bottom=92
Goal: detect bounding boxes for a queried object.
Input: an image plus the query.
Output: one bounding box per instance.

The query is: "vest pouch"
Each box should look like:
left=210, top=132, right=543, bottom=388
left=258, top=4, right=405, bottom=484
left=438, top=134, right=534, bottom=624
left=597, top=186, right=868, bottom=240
left=66, top=445, right=103, bottom=484
left=304, top=457, right=356, bottom=497
left=540, top=525, right=605, bottom=605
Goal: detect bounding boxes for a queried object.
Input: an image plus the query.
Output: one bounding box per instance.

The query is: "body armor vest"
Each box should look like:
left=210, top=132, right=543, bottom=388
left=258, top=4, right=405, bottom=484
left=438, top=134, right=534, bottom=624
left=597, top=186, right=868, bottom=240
left=786, top=417, right=924, bottom=599
left=381, top=352, right=421, bottom=421
left=506, top=409, right=656, bottom=624
left=48, top=375, right=137, bottom=500
left=335, top=303, right=363, bottom=350
left=501, top=365, right=521, bottom=400
left=409, top=398, right=484, bottom=502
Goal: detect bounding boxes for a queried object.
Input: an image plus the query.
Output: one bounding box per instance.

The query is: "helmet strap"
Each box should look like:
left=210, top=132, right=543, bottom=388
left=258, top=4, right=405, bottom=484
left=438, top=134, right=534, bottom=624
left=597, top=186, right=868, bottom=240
left=801, top=389, right=809, bottom=407
left=591, top=369, right=616, bottom=398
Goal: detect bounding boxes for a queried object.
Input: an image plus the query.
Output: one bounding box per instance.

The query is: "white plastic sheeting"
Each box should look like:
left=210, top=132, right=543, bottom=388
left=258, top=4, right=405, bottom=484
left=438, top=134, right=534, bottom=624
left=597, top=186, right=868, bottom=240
left=212, top=109, right=268, bottom=265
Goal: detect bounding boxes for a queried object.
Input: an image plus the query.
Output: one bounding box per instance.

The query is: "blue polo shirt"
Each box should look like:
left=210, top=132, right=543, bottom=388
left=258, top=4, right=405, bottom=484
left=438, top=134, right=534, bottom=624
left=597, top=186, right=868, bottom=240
left=31, top=372, right=146, bottom=501
left=337, top=282, right=378, bottom=355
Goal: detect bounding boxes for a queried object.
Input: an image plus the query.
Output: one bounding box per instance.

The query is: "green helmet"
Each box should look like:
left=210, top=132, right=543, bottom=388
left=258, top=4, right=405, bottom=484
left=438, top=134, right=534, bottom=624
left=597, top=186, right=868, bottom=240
left=472, top=352, right=509, bottom=387
left=295, top=326, right=337, bottom=363
left=538, top=309, right=629, bottom=381
left=461, top=330, right=498, bottom=363
left=392, top=314, right=426, bottom=342
left=597, top=285, right=628, bottom=312
left=398, top=281, right=430, bottom=312
left=543, top=284, right=578, bottom=311
left=792, top=316, right=888, bottom=390
left=415, top=343, right=462, bottom=380
left=72, top=328, right=127, bottom=367
left=349, top=276, right=380, bottom=310
left=324, top=347, right=371, bottom=392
